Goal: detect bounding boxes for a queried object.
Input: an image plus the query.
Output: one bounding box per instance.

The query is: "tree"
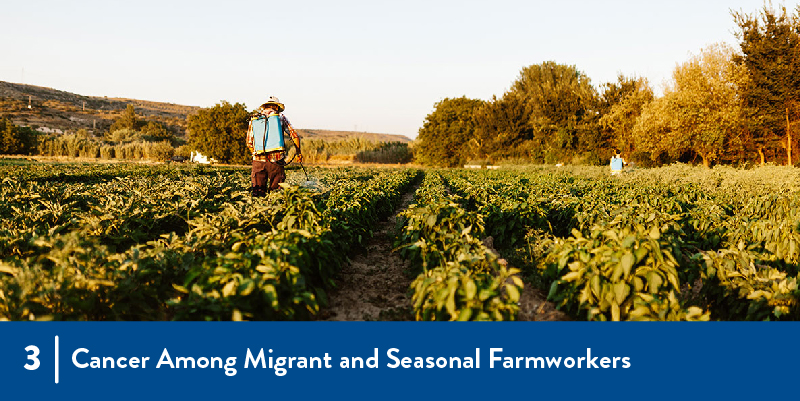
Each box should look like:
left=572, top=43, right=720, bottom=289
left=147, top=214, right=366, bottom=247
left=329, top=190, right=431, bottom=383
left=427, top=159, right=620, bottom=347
left=109, top=104, right=140, bottom=133
left=509, top=61, right=600, bottom=163
left=733, top=5, right=800, bottom=165
left=0, top=118, right=23, bottom=154
left=186, top=101, right=250, bottom=164
left=0, top=118, right=36, bottom=155
left=472, top=93, right=532, bottom=161
left=598, top=75, right=654, bottom=157
left=633, top=44, right=746, bottom=167
left=141, top=121, right=172, bottom=142
left=416, top=97, right=485, bottom=167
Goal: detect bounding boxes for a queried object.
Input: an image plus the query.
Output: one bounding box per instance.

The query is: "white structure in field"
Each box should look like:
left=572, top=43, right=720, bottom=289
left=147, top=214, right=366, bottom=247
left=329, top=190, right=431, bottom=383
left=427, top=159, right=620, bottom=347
left=190, top=151, right=218, bottom=164
left=36, top=127, right=63, bottom=134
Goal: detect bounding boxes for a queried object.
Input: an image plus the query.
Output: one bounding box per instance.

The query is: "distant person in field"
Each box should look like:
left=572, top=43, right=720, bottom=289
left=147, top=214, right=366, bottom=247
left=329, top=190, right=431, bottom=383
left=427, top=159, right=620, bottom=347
left=246, top=96, right=302, bottom=197
left=610, top=150, right=626, bottom=175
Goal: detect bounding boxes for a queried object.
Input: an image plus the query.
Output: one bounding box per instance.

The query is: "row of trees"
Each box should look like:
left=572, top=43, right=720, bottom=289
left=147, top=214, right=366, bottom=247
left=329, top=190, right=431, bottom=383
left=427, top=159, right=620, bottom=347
left=418, top=5, right=800, bottom=168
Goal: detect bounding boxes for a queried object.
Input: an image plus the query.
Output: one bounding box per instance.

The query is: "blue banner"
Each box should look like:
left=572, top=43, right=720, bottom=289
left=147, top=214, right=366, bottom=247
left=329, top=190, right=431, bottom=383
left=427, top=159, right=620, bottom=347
left=0, top=322, right=795, bottom=399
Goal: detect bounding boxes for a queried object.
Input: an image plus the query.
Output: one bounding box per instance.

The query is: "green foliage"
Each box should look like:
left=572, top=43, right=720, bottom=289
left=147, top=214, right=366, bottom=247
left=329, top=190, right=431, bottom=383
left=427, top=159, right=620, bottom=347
left=0, top=163, right=419, bottom=320
left=433, top=164, right=800, bottom=321
left=509, top=61, right=600, bottom=163
left=634, top=44, right=746, bottom=167
left=109, top=104, right=141, bottom=133
left=599, top=75, right=654, bottom=157
left=6, top=161, right=800, bottom=322
left=733, top=4, right=800, bottom=165
left=396, top=172, right=522, bottom=320
left=108, top=128, right=140, bottom=143
left=0, top=118, right=37, bottom=155
left=416, top=97, right=486, bottom=167
left=472, top=93, right=532, bottom=161
left=411, top=261, right=522, bottom=321
left=543, top=226, right=708, bottom=321
left=187, top=101, right=250, bottom=164
left=354, top=142, right=412, bottom=164
left=699, top=249, right=799, bottom=320
left=140, top=121, right=172, bottom=142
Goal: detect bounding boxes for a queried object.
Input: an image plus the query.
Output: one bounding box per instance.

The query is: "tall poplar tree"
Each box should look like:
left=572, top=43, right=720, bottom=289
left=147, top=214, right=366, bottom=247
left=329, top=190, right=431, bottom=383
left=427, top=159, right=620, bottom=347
left=733, top=5, right=800, bottom=165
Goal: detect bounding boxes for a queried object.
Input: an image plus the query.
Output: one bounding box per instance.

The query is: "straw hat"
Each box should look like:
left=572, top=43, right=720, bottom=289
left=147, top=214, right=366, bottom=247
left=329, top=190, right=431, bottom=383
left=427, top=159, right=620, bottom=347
left=260, top=96, right=285, bottom=112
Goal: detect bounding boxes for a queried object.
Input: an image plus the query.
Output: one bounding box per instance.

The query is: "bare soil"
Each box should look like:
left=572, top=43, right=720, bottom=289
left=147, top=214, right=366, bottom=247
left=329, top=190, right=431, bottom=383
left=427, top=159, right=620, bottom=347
left=319, top=188, right=417, bottom=321
left=516, top=286, right=570, bottom=321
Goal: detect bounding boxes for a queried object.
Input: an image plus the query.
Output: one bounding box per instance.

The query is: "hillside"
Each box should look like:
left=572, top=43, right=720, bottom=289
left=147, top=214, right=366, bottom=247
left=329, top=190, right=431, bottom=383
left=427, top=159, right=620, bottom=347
left=298, top=129, right=411, bottom=143
left=0, top=81, right=412, bottom=143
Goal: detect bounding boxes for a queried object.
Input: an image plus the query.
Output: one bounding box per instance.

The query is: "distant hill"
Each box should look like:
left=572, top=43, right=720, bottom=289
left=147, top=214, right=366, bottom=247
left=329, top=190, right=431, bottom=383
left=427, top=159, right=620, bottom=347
left=0, top=81, right=198, bottom=136
left=0, top=81, right=412, bottom=142
left=298, top=129, right=411, bottom=143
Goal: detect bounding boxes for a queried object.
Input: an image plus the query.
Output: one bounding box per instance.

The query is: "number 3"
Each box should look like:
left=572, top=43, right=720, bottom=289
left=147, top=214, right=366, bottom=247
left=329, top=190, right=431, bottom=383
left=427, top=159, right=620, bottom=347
left=24, top=345, right=40, bottom=370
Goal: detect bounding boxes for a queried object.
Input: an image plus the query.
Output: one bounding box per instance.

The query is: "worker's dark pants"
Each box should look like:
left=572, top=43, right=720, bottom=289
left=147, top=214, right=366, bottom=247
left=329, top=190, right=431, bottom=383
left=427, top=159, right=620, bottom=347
left=251, top=160, right=285, bottom=197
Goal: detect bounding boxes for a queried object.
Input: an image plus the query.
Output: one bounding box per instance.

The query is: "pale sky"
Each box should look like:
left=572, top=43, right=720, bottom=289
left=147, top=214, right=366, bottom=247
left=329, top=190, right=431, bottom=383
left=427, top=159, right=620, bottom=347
left=0, top=0, right=793, bottom=139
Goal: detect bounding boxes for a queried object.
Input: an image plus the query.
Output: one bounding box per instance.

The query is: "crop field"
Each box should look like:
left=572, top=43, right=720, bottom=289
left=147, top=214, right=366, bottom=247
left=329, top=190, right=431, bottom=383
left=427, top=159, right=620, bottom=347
left=2, top=161, right=800, bottom=321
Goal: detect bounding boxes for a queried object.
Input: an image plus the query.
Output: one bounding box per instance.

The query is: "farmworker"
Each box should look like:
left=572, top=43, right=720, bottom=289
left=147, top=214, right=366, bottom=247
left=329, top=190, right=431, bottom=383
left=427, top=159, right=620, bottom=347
left=610, top=150, right=625, bottom=175
left=246, top=96, right=302, bottom=197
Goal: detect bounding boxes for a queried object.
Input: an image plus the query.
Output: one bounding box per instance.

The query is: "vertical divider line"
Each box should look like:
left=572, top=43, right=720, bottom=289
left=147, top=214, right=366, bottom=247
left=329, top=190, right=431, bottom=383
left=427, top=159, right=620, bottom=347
left=55, top=335, right=59, bottom=384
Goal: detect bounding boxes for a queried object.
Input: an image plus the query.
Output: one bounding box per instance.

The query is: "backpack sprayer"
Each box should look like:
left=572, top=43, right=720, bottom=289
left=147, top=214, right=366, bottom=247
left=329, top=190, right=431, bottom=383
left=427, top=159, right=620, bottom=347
left=249, top=104, right=320, bottom=190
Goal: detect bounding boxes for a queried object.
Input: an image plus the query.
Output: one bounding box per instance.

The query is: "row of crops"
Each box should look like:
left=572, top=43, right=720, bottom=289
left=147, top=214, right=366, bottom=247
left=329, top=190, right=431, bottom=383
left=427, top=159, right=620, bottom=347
left=439, top=165, right=800, bottom=320
left=393, top=172, right=522, bottom=320
left=0, top=162, right=418, bottom=320
left=2, top=161, right=799, bottom=320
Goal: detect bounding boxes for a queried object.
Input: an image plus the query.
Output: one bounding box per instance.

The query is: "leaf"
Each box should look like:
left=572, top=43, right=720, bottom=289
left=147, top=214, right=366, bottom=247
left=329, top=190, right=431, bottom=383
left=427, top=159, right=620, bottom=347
left=611, top=302, right=620, bottom=321
left=426, top=214, right=438, bottom=227
left=457, top=308, right=472, bottom=321
left=465, top=280, right=477, bottom=300
left=0, top=263, right=19, bottom=276
left=646, top=272, right=663, bottom=293
left=222, top=280, right=237, bottom=297
left=562, top=271, right=583, bottom=282
left=548, top=281, right=560, bottom=300
left=620, top=252, right=635, bottom=279
left=505, top=284, right=520, bottom=303
left=613, top=282, right=628, bottom=304
left=611, top=262, right=624, bottom=282
left=591, top=274, right=601, bottom=296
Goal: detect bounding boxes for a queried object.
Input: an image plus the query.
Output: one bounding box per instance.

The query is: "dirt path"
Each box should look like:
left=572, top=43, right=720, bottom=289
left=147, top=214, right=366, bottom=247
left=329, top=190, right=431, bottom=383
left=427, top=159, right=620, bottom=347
left=516, top=286, right=569, bottom=321
left=319, top=188, right=418, bottom=321
left=320, top=184, right=568, bottom=321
